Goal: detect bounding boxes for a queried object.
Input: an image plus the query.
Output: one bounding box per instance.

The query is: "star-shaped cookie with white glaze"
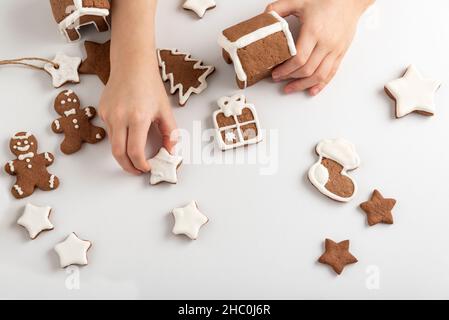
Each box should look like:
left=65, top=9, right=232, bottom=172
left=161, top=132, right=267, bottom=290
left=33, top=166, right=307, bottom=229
left=17, top=204, right=54, bottom=239
left=148, top=148, right=183, bottom=185
left=54, top=233, right=92, bottom=268
left=385, top=65, right=441, bottom=118
left=172, top=201, right=208, bottom=240
left=44, top=53, right=81, bottom=88
left=183, top=0, right=216, bottom=18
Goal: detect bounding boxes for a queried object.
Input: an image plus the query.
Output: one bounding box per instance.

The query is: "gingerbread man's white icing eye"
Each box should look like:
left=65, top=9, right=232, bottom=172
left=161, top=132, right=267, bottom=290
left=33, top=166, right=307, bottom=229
left=13, top=145, right=17, bottom=149
left=73, top=99, right=77, bottom=103
left=61, top=100, right=66, bottom=105
left=68, top=98, right=72, bottom=102
left=17, top=142, right=21, bottom=146
left=24, top=140, right=29, bottom=145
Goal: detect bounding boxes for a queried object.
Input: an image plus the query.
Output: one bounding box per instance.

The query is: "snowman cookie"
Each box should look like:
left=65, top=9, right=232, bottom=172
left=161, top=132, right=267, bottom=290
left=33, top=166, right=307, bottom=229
left=51, top=90, right=106, bottom=155
left=308, top=139, right=360, bottom=202
left=4, top=132, right=60, bottom=199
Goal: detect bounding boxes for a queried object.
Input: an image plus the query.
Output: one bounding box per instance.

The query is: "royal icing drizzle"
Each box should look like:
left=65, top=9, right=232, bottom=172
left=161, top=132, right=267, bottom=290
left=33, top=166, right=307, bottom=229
left=172, top=201, right=209, bottom=240
left=218, top=11, right=297, bottom=87
left=308, top=139, right=360, bottom=202
left=58, top=0, right=110, bottom=41
left=17, top=204, right=54, bottom=239
left=49, top=175, right=56, bottom=189
left=44, top=53, right=82, bottom=88
left=183, top=0, right=216, bottom=18
left=157, top=49, right=215, bottom=105
left=148, top=148, right=183, bottom=185
left=385, top=65, right=441, bottom=118
left=54, top=233, right=92, bottom=268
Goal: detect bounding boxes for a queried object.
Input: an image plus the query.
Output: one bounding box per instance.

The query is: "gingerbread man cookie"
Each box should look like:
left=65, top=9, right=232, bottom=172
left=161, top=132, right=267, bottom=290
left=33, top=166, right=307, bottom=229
left=4, top=132, right=60, bottom=199
left=51, top=90, right=106, bottom=155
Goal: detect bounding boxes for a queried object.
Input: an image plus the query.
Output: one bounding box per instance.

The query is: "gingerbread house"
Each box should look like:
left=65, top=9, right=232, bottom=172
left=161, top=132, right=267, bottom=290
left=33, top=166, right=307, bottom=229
left=49, top=0, right=111, bottom=42
left=213, top=94, right=262, bottom=151
left=218, top=11, right=297, bottom=89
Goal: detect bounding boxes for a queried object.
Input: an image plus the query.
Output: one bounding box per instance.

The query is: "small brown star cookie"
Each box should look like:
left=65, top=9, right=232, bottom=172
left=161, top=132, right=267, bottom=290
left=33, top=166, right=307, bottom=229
left=360, top=190, right=396, bottom=226
left=318, top=239, right=358, bottom=275
left=79, top=40, right=111, bottom=85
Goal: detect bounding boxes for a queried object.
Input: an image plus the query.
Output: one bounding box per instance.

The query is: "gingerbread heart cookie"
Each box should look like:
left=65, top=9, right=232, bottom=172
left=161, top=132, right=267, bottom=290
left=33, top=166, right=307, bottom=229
left=51, top=90, right=106, bottom=155
left=4, top=132, right=60, bottom=199
left=308, top=139, right=360, bottom=202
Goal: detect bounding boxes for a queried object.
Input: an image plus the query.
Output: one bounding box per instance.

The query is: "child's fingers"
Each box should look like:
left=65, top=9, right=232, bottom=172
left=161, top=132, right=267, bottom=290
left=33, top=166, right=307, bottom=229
left=157, top=110, right=178, bottom=154
left=110, top=125, right=141, bottom=175
left=284, top=53, right=336, bottom=93
left=266, top=0, right=301, bottom=17
left=127, top=121, right=151, bottom=173
left=309, top=55, right=342, bottom=96
left=272, top=30, right=317, bottom=81
left=287, top=45, right=329, bottom=79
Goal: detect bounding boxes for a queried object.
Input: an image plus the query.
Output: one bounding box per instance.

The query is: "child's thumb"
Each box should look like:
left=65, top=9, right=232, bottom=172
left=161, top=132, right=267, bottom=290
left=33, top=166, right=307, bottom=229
left=157, top=111, right=179, bottom=154
left=265, top=0, right=298, bottom=17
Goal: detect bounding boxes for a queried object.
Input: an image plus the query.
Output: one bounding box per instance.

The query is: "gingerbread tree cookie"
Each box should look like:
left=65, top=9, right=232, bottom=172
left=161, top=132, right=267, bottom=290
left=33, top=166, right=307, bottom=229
left=51, top=90, right=106, bottom=155
left=157, top=49, right=215, bottom=106
left=4, top=132, right=60, bottom=199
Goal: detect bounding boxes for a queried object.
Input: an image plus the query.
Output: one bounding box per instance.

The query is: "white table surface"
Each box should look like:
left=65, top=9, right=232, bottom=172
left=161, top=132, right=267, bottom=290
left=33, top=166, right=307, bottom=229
left=1, top=0, right=449, bottom=300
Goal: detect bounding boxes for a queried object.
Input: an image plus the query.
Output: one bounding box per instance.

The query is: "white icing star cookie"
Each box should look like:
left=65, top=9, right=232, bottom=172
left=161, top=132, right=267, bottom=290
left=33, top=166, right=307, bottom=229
left=17, top=204, right=54, bottom=239
left=44, top=53, right=82, bottom=88
left=385, top=65, right=441, bottom=118
left=183, top=0, right=216, bottom=18
left=148, top=148, right=183, bottom=185
left=172, top=201, right=208, bottom=240
left=54, top=233, right=92, bottom=268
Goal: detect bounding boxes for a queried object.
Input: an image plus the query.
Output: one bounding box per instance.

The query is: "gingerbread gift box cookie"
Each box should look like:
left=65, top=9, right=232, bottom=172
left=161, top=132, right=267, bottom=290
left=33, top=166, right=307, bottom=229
left=213, top=94, right=262, bottom=150
left=218, top=11, right=297, bottom=89
left=4, top=132, right=60, bottom=199
left=51, top=90, right=106, bottom=155
left=49, top=0, right=110, bottom=42
left=308, top=139, right=360, bottom=202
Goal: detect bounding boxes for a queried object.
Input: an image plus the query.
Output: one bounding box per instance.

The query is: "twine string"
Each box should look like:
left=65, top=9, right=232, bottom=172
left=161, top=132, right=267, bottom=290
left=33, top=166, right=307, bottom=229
left=0, top=57, right=59, bottom=72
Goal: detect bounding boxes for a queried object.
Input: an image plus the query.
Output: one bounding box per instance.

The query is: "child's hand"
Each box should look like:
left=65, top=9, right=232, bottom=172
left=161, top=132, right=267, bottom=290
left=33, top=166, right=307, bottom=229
left=267, top=0, right=374, bottom=95
left=99, top=64, right=177, bottom=175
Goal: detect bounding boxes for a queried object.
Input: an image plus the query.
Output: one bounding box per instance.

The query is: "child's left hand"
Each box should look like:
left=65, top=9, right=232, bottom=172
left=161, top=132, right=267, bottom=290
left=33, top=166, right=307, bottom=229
left=267, top=0, right=374, bottom=96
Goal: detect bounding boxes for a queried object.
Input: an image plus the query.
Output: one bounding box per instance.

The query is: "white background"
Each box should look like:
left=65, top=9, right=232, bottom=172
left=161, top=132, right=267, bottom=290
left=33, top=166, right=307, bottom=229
left=0, top=0, right=448, bottom=300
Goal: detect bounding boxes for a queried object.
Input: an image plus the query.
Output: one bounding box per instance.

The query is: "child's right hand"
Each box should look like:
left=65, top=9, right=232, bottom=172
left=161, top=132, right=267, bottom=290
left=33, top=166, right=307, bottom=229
left=99, top=61, right=177, bottom=175
left=267, top=0, right=374, bottom=96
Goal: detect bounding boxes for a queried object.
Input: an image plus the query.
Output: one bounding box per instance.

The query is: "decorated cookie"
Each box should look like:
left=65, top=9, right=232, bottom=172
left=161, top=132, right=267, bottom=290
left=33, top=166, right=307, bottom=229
left=17, top=204, right=54, bottom=240
left=172, top=201, right=208, bottom=240
left=308, top=139, right=360, bottom=202
left=183, top=0, right=216, bottom=18
left=157, top=49, right=215, bottom=106
left=54, top=233, right=92, bottom=268
left=148, top=148, right=183, bottom=185
left=385, top=65, right=441, bottom=118
left=51, top=90, right=106, bottom=154
left=44, top=53, right=82, bottom=88
left=213, top=93, right=262, bottom=150
left=318, top=239, right=358, bottom=275
left=360, top=190, right=396, bottom=226
left=49, top=0, right=110, bottom=42
left=218, top=11, right=297, bottom=89
left=79, top=40, right=111, bottom=85
left=4, top=132, right=60, bottom=199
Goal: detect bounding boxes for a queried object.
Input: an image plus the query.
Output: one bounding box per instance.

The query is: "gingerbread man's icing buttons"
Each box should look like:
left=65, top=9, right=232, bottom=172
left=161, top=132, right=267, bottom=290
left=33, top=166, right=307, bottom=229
left=308, top=139, right=360, bottom=202
left=148, top=148, right=183, bottom=185
left=385, top=65, right=441, bottom=118
left=54, top=233, right=92, bottom=268
left=51, top=90, right=106, bottom=155
left=4, top=132, right=59, bottom=199
left=172, top=201, right=209, bottom=240
left=17, top=204, right=54, bottom=240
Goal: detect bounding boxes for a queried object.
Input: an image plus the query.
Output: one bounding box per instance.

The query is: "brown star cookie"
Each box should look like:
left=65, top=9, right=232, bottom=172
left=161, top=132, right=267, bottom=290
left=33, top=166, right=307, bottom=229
left=360, top=190, right=396, bottom=226
left=318, top=239, right=358, bottom=275
left=79, top=40, right=111, bottom=85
